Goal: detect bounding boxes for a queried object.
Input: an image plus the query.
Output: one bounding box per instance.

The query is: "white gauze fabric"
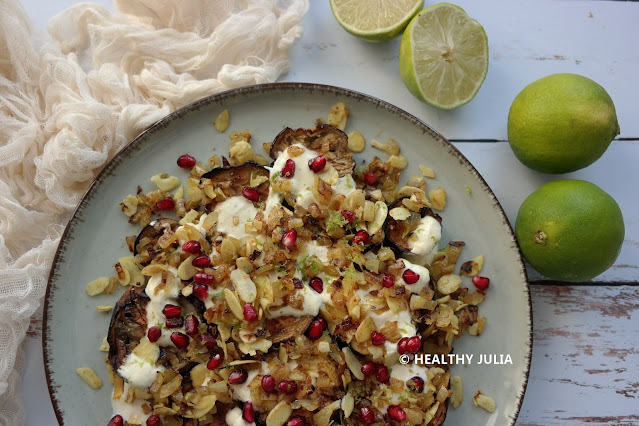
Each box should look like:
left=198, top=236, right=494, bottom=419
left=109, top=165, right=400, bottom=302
left=0, top=0, right=308, bottom=423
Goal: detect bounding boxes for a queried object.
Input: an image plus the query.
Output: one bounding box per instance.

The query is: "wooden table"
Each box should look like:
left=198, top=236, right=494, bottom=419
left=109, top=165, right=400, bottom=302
left=20, top=0, right=639, bottom=424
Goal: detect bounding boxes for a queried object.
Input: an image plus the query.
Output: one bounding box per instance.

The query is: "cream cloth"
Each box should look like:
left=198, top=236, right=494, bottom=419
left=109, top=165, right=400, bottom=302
left=0, top=0, right=308, bottom=423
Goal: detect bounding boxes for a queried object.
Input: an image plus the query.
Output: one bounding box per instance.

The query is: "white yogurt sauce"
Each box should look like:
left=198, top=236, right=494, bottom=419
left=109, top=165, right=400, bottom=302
left=408, top=215, right=441, bottom=256
left=226, top=407, right=255, bottom=426
left=118, top=351, right=164, bottom=389
left=397, top=258, right=432, bottom=295
left=332, top=174, right=357, bottom=196
left=265, top=144, right=322, bottom=215
left=145, top=268, right=184, bottom=347
left=213, top=196, right=258, bottom=240
left=229, top=366, right=263, bottom=402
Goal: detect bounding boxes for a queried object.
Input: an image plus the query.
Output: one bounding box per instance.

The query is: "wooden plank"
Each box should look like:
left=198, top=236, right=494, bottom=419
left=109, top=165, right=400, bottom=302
left=284, top=0, right=639, bottom=139
left=519, top=285, right=639, bottom=424
left=455, top=140, right=639, bottom=283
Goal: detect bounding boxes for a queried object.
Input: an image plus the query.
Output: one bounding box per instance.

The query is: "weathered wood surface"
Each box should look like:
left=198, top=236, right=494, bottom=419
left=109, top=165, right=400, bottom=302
left=22, top=285, right=639, bottom=425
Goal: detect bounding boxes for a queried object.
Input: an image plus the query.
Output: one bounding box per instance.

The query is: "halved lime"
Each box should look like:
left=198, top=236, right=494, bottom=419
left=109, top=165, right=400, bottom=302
left=399, top=3, right=489, bottom=110
left=329, top=0, right=424, bottom=43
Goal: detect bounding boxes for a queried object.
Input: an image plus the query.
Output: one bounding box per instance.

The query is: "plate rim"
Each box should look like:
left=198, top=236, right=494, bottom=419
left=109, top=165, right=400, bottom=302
left=42, top=81, right=532, bottom=425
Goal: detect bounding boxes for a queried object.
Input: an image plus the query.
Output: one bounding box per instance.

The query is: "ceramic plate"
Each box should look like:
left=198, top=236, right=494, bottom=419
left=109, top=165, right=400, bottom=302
left=44, top=83, right=531, bottom=425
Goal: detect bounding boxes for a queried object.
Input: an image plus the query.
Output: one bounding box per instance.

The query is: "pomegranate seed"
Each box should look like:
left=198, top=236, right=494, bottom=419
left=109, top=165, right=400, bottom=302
left=108, top=414, right=124, bottom=426
left=243, top=401, right=255, bottom=423
left=146, top=415, right=162, bottom=426
left=193, top=272, right=215, bottom=285
left=261, top=374, right=277, bottom=393
left=177, top=154, right=197, bottom=169
left=192, top=254, right=211, bottom=268
left=406, top=336, right=421, bottom=354
left=201, top=333, right=217, bottom=350
left=147, top=326, right=161, bottom=343
left=360, top=406, right=375, bottom=424
left=387, top=405, right=406, bottom=422
left=281, top=159, right=296, bottom=178
left=156, top=197, right=175, bottom=210
left=170, top=332, right=189, bottom=349
left=184, top=314, right=199, bottom=335
left=473, top=275, right=490, bottom=291
left=308, top=156, right=327, bottom=173
left=397, top=337, right=410, bottom=355
left=278, top=380, right=297, bottom=394
left=182, top=240, right=201, bottom=254
left=341, top=210, right=356, bottom=224
left=193, top=283, right=209, bottom=300
left=371, top=331, right=386, bottom=346
left=308, top=276, right=323, bottom=293
left=363, top=172, right=377, bottom=186
left=162, top=304, right=182, bottom=319
left=282, top=229, right=297, bottom=249
left=382, top=273, right=395, bottom=288
left=352, top=230, right=370, bottom=245
left=361, top=361, right=377, bottom=376
left=286, top=417, right=304, bottom=426
left=228, top=369, right=248, bottom=385
left=402, top=269, right=420, bottom=284
left=407, top=376, right=425, bottom=393
left=376, top=364, right=390, bottom=383
left=166, top=317, right=184, bottom=328
left=206, top=352, right=223, bottom=370
left=243, top=304, right=258, bottom=322
left=242, top=187, right=260, bottom=202
left=306, top=317, right=327, bottom=340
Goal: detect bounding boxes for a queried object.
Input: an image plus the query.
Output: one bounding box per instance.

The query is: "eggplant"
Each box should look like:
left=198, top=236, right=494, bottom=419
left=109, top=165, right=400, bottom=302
left=200, top=161, right=270, bottom=210
left=269, top=124, right=355, bottom=177
left=263, top=315, right=313, bottom=343
left=133, top=218, right=179, bottom=256
left=107, top=286, right=150, bottom=371
left=384, top=198, right=442, bottom=255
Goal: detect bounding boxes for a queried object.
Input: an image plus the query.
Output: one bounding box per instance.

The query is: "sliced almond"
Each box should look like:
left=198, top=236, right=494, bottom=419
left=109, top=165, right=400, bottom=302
left=76, top=367, right=102, bottom=389
left=266, top=401, right=293, bottom=426
left=230, top=269, right=257, bottom=303
left=314, top=400, right=341, bottom=426
left=342, top=347, right=364, bottom=380
left=451, top=375, right=463, bottom=408
left=85, top=277, right=110, bottom=296
left=213, top=109, right=230, bottom=132
left=355, top=317, right=376, bottom=343
left=437, top=274, right=462, bottom=295
left=177, top=254, right=198, bottom=280
left=150, top=174, right=180, bottom=192
left=389, top=207, right=411, bottom=221
left=473, top=390, right=496, bottom=413
left=224, top=288, right=244, bottom=320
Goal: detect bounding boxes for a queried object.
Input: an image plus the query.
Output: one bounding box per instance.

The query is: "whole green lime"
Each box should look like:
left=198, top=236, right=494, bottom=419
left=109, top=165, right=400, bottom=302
left=515, top=180, right=624, bottom=282
left=508, top=73, right=620, bottom=174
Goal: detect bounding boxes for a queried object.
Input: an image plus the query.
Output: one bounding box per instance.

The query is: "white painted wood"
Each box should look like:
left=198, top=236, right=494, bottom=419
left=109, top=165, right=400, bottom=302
left=519, top=285, right=639, bottom=425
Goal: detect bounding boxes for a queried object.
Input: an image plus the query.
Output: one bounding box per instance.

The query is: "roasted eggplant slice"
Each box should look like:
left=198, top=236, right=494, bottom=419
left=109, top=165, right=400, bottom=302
left=385, top=198, right=442, bottom=255
left=133, top=218, right=179, bottom=256
left=270, top=124, right=355, bottom=177
left=264, top=315, right=313, bottom=343
left=200, top=161, right=270, bottom=210
left=107, top=286, right=149, bottom=371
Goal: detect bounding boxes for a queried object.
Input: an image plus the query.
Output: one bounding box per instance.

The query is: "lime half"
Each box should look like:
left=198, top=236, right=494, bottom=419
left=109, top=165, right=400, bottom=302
left=399, top=3, right=489, bottom=110
left=330, top=0, right=424, bottom=43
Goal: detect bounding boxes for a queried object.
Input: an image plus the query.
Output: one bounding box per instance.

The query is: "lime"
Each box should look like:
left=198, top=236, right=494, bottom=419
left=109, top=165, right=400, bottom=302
left=329, top=0, right=424, bottom=43
left=515, top=180, right=624, bottom=282
left=398, top=3, right=489, bottom=110
left=508, top=73, right=620, bottom=174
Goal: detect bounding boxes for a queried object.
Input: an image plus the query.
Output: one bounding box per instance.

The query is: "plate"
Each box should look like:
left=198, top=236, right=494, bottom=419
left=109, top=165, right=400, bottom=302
left=43, top=83, right=531, bottom=425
